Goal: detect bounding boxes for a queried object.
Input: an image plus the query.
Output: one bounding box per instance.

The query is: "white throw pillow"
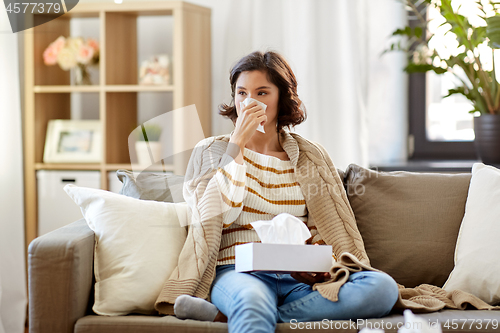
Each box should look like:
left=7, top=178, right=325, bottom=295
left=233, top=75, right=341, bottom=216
left=64, top=184, right=188, bottom=315
left=443, top=163, right=500, bottom=305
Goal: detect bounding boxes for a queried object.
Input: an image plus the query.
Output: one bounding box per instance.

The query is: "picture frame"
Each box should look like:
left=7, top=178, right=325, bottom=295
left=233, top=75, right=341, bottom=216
left=43, top=120, right=102, bottom=163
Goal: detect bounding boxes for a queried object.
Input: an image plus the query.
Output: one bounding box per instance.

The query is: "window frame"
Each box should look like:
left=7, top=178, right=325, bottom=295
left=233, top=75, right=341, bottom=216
left=407, top=4, right=477, bottom=161
left=408, top=72, right=477, bottom=160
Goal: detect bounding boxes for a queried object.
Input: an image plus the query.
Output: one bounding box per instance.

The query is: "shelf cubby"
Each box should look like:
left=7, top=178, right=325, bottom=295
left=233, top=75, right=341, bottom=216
left=34, top=16, right=70, bottom=86
left=34, top=92, right=100, bottom=163
left=105, top=92, right=137, bottom=165
left=33, top=12, right=100, bottom=86
left=105, top=91, right=174, bottom=166
left=105, top=12, right=137, bottom=85
left=34, top=93, right=71, bottom=163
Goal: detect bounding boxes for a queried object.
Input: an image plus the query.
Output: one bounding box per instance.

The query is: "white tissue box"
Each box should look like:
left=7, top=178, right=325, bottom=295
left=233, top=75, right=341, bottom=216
left=235, top=243, right=333, bottom=273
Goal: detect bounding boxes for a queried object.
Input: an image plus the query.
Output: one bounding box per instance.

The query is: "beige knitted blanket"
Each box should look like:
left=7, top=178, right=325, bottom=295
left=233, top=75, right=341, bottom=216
left=314, top=252, right=500, bottom=312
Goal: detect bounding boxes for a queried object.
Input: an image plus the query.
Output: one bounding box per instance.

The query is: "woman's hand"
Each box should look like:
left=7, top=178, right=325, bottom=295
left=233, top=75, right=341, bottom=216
left=290, top=272, right=331, bottom=286
left=230, top=100, right=267, bottom=149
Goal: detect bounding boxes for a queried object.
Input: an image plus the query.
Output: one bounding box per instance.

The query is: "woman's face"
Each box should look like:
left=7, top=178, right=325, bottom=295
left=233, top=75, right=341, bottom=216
left=234, top=70, right=280, bottom=128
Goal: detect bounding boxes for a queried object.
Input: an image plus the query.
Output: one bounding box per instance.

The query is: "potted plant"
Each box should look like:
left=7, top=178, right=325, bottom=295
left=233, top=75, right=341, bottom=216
left=386, top=0, right=500, bottom=164
left=135, top=123, right=163, bottom=166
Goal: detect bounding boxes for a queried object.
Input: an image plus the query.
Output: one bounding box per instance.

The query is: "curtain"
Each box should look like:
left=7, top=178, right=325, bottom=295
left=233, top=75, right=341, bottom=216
left=0, top=5, right=28, bottom=333
left=0, top=274, right=4, bottom=333
left=204, top=0, right=408, bottom=170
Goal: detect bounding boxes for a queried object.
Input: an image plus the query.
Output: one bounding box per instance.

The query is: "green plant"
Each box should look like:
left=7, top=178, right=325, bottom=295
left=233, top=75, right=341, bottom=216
left=386, top=0, right=500, bottom=115
left=137, top=123, right=162, bottom=142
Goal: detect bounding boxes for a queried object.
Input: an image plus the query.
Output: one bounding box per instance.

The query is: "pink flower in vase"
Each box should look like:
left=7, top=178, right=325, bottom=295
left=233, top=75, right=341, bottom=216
left=52, top=36, right=66, bottom=52
left=43, top=36, right=66, bottom=65
left=87, top=38, right=99, bottom=53
left=76, top=44, right=94, bottom=65
left=43, top=45, right=59, bottom=65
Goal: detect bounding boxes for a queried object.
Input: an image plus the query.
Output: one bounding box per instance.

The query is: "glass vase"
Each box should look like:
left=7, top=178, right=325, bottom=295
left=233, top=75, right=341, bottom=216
left=75, top=64, right=92, bottom=85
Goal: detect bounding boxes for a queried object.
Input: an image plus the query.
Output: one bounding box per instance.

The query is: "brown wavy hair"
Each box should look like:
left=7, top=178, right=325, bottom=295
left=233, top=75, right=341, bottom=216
left=218, top=51, right=306, bottom=132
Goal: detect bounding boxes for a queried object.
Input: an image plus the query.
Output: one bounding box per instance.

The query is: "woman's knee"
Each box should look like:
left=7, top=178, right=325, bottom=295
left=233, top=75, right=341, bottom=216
left=232, top=288, right=276, bottom=314
left=362, top=271, right=399, bottom=316
left=222, top=286, right=278, bottom=332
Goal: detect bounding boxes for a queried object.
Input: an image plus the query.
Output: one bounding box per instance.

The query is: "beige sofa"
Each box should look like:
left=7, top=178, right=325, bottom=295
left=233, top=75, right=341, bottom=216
left=28, top=165, right=500, bottom=332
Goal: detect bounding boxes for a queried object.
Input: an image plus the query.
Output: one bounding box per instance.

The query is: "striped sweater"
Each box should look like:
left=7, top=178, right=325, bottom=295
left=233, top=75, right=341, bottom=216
left=215, top=148, right=325, bottom=265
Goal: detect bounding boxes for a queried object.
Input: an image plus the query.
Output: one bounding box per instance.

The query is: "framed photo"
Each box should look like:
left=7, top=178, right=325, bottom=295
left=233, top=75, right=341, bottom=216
left=43, top=120, right=102, bottom=163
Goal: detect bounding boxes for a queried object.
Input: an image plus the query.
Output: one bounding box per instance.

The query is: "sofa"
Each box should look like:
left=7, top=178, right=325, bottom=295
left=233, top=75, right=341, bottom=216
left=28, top=164, right=500, bottom=333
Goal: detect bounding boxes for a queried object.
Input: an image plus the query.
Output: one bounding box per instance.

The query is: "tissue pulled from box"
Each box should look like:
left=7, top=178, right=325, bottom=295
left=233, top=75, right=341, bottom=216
left=397, top=310, right=442, bottom=333
left=240, top=97, right=266, bottom=133
left=358, top=310, right=442, bottom=333
left=251, top=213, right=311, bottom=245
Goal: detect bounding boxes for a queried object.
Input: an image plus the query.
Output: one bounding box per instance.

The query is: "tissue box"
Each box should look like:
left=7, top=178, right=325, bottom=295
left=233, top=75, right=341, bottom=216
left=235, top=243, right=333, bottom=273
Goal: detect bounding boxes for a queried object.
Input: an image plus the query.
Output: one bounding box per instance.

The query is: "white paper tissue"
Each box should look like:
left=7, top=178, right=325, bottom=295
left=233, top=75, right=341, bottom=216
left=240, top=97, right=266, bottom=133
left=358, top=309, right=442, bottom=333
left=398, top=310, right=442, bottom=333
left=251, top=213, right=311, bottom=244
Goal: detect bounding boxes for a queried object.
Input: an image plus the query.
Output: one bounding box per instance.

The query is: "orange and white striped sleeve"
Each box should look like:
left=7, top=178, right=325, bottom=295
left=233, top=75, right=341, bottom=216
left=183, top=138, right=247, bottom=226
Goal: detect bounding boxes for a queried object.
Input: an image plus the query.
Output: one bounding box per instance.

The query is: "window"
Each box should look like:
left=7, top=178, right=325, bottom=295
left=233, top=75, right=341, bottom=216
left=426, top=71, right=475, bottom=142
left=409, top=1, right=485, bottom=160
left=409, top=73, right=477, bottom=160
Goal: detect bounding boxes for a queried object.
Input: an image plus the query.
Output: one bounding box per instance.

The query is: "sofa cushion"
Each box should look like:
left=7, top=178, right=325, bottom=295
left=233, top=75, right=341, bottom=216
left=344, top=164, right=471, bottom=288
left=64, top=185, right=188, bottom=316
left=443, top=163, right=500, bottom=305
left=117, top=169, right=185, bottom=203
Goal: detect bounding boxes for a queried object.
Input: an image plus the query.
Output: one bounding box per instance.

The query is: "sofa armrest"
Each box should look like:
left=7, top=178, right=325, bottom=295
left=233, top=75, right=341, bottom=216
left=28, top=219, right=94, bottom=333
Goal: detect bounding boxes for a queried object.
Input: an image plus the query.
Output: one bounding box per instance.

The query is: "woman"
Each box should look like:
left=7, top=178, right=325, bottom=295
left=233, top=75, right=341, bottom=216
left=156, top=51, right=399, bottom=332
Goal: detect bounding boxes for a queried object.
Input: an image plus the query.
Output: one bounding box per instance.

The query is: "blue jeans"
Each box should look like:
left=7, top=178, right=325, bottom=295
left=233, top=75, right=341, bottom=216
left=211, top=265, right=399, bottom=333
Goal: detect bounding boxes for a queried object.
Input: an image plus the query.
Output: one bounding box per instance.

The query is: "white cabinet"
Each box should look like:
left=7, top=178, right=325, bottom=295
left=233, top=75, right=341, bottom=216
left=37, top=170, right=100, bottom=236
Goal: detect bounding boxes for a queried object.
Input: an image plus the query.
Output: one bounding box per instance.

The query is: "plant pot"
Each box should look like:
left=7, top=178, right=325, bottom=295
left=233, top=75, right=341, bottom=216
left=474, top=114, right=500, bottom=165
left=135, top=141, right=162, bottom=166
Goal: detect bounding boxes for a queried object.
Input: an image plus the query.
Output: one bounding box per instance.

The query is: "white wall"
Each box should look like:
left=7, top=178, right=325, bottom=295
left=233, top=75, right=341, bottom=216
left=0, top=4, right=28, bottom=333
